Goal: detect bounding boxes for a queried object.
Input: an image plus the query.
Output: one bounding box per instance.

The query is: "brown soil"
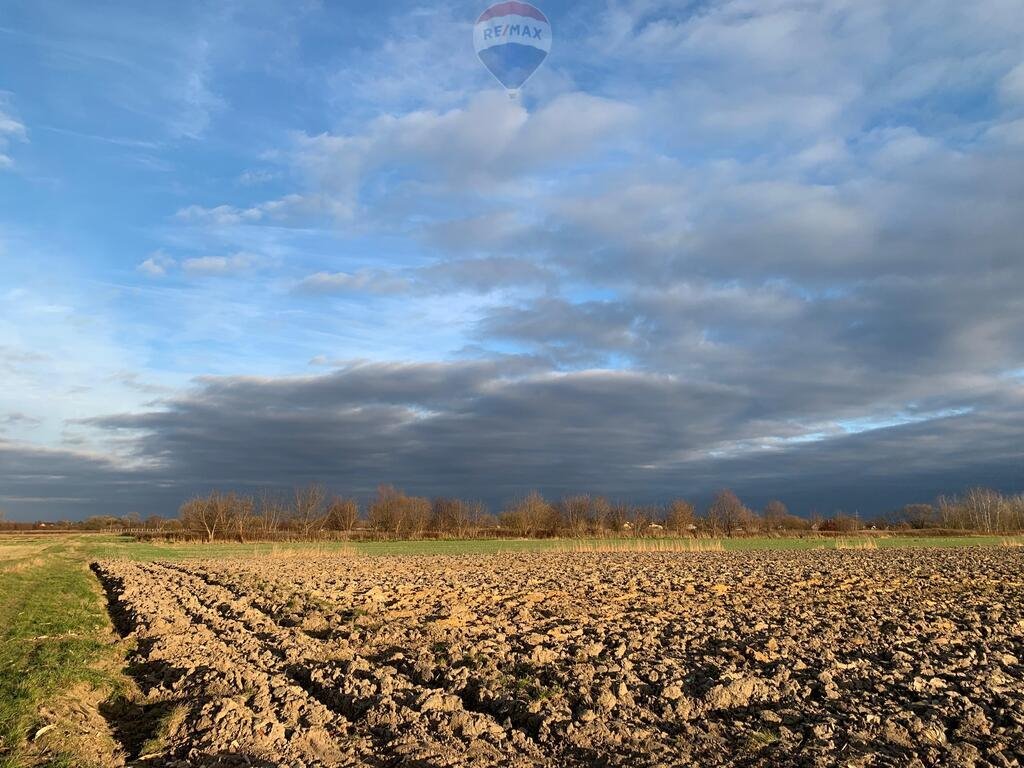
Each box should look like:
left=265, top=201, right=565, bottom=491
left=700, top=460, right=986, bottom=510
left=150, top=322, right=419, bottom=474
left=92, top=549, right=1024, bottom=767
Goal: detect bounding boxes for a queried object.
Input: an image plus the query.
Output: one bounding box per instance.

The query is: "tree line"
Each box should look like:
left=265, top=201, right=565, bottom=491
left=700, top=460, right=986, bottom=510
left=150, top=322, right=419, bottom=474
left=167, top=486, right=823, bottom=542
left=163, top=484, right=1024, bottom=541
left=3, top=485, right=1020, bottom=540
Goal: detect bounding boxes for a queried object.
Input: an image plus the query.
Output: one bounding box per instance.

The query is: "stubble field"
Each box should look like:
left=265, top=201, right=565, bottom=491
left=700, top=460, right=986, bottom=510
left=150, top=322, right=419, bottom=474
left=93, top=547, right=1024, bottom=767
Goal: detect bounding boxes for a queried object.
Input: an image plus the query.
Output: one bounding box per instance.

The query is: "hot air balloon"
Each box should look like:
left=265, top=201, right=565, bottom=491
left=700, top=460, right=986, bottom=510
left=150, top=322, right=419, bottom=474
left=473, top=2, right=551, bottom=97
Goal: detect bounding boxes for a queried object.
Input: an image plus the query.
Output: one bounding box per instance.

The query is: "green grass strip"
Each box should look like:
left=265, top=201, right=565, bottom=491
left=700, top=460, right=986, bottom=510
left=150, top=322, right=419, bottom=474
left=0, top=545, right=123, bottom=767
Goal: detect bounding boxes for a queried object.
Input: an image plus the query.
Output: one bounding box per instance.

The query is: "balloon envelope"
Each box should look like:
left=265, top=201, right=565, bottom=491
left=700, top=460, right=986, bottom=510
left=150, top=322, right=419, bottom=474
left=473, top=2, right=551, bottom=91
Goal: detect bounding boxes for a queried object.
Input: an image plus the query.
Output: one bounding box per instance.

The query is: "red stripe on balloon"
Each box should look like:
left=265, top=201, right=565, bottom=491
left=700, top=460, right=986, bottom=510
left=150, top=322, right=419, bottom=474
left=477, top=2, right=548, bottom=24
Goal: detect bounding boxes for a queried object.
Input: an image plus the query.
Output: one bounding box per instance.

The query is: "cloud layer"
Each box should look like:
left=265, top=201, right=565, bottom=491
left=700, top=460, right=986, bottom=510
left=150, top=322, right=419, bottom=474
left=3, top=360, right=1021, bottom=517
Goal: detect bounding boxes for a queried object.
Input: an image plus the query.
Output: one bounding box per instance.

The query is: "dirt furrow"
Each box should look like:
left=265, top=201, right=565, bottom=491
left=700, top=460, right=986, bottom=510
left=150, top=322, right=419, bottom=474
left=96, top=561, right=374, bottom=767
left=97, top=560, right=551, bottom=767
left=148, top=561, right=554, bottom=762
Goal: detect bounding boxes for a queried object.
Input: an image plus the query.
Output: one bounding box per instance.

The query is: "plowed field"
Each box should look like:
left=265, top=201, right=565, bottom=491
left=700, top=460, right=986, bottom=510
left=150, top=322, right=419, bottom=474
left=94, top=548, right=1024, bottom=767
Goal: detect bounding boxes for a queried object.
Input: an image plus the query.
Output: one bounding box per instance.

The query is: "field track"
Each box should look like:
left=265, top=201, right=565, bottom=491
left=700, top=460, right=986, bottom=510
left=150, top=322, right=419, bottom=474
left=94, top=549, right=1024, bottom=767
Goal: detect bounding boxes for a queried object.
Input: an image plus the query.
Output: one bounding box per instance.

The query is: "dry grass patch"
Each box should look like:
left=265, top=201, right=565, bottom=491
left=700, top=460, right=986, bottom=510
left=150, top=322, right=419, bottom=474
left=258, top=542, right=358, bottom=559
left=548, top=538, right=725, bottom=553
left=0, top=557, right=47, bottom=575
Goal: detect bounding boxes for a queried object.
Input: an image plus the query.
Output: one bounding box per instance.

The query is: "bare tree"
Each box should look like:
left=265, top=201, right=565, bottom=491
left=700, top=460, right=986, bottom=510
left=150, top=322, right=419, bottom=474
left=821, top=513, right=859, bottom=532
left=706, top=489, right=750, bottom=537
left=608, top=502, right=631, bottom=534
left=326, top=496, right=360, bottom=534
left=936, top=489, right=1024, bottom=532
left=292, top=484, right=328, bottom=539
left=665, top=499, right=695, bottom=535
left=590, top=496, right=611, bottom=535
left=470, top=501, right=493, bottom=534
left=432, top=497, right=473, bottom=538
left=144, top=514, right=166, bottom=532
left=368, top=485, right=404, bottom=535
left=936, top=495, right=963, bottom=529
left=230, top=494, right=255, bottom=542
left=255, top=491, right=286, bottom=539
left=632, top=505, right=659, bottom=537
left=405, top=495, right=432, bottom=538
left=898, top=503, right=936, bottom=529
left=180, top=492, right=232, bottom=542
left=762, top=500, right=789, bottom=531
left=367, top=485, right=429, bottom=537
left=501, top=491, right=553, bottom=538
left=558, top=495, right=593, bottom=537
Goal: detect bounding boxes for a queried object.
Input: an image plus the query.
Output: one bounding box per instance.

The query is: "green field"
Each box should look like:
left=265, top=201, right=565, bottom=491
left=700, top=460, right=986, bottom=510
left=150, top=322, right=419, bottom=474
left=0, top=532, right=1019, bottom=766
left=78, top=532, right=1014, bottom=559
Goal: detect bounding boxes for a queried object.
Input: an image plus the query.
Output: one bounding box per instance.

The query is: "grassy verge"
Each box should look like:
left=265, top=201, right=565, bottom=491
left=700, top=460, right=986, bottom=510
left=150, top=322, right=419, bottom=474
left=0, top=540, right=127, bottom=768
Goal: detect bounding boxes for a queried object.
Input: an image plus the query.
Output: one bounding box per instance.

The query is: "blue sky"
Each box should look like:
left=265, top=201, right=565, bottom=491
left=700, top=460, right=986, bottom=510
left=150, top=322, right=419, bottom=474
left=2, top=0, right=1023, bottom=519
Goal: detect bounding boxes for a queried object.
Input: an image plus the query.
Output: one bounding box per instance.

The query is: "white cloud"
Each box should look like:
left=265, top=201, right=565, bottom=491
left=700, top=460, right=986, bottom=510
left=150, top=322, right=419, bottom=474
left=288, top=90, right=637, bottom=222
left=174, top=194, right=336, bottom=227
left=293, top=270, right=411, bottom=295
left=137, top=250, right=177, bottom=277
left=0, top=112, right=27, bottom=139
left=176, top=91, right=637, bottom=235
left=137, top=251, right=259, bottom=277
left=327, top=6, right=480, bottom=116
left=999, top=62, right=1024, bottom=105
left=866, top=127, right=943, bottom=168
left=699, top=89, right=852, bottom=135
left=0, top=98, right=27, bottom=170
left=181, top=252, right=257, bottom=276
left=175, top=203, right=265, bottom=227
left=987, top=118, right=1024, bottom=145
left=237, top=169, right=278, bottom=186
left=168, top=37, right=224, bottom=139
left=793, top=138, right=850, bottom=168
